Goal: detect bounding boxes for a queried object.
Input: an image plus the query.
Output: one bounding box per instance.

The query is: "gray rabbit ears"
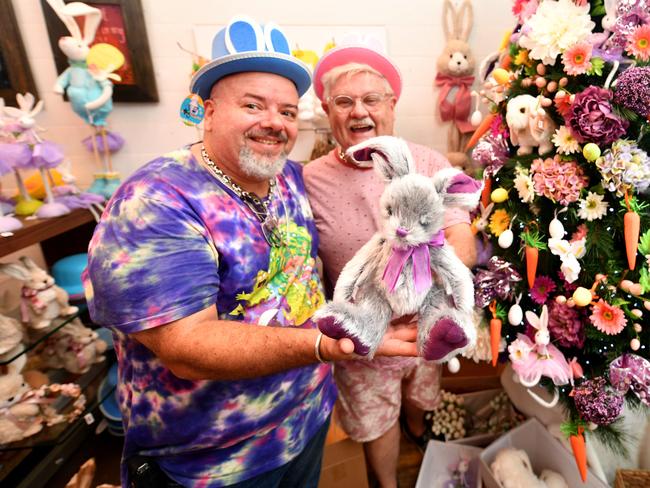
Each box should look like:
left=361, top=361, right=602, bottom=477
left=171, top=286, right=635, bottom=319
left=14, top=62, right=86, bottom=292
left=0, top=257, right=43, bottom=282
left=345, top=135, right=482, bottom=210
left=346, top=136, right=415, bottom=181
left=433, top=167, right=482, bottom=211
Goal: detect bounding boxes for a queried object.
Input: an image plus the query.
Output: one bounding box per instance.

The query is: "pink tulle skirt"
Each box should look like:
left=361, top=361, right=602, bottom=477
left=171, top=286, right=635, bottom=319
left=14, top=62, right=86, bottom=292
left=510, top=334, right=572, bottom=386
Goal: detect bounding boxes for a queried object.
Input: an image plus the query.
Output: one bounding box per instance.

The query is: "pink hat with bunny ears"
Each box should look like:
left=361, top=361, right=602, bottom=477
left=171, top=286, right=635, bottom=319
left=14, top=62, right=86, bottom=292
left=313, top=34, right=402, bottom=101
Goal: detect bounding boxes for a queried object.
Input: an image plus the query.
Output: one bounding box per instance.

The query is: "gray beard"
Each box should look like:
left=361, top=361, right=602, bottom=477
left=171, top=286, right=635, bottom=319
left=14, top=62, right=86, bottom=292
left=239, top=146, right=287, bottom=180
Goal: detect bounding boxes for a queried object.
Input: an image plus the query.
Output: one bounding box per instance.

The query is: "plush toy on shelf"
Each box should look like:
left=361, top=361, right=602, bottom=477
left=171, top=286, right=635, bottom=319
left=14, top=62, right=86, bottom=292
left=46, top=0, right=126, bottom=199
left=0, top=257, right=78, bottom=330
left=314, top=136, right=481, bottom=364
left=435, top=0, right=478, bottom=171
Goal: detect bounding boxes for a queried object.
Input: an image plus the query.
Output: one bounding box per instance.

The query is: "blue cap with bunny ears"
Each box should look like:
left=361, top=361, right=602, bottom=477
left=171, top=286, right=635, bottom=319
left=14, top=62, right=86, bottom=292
left=190, top=16, right=311, bottom=100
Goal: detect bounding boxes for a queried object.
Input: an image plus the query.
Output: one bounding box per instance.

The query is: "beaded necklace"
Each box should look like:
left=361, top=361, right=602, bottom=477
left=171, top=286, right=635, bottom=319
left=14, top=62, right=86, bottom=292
left=200, top=145, right=286, bottom=247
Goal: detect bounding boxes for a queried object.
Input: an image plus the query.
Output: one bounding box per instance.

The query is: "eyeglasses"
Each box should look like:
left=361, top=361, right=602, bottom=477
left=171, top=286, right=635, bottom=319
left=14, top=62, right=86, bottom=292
left=327, top=92, right=393, bottom=114
left=242, top=194, right=284, bottom=248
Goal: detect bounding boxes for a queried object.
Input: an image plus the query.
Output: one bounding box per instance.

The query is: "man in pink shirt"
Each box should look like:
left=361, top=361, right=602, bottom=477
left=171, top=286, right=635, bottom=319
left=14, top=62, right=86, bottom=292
left=303, top=43, right=477, bottom=488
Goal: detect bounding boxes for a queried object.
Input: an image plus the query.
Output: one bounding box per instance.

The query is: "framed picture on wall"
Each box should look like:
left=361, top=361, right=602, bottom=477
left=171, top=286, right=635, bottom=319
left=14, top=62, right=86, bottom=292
left=41, top=0, right=159, bottom=103
left=0, top=0, right=39, bottom=107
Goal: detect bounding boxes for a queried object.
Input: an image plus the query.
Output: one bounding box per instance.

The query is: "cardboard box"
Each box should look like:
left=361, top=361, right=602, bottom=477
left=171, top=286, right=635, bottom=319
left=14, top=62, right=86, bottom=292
left=318, top=437, right=368, bottom=488
left=416, top=440, right=482, bottom=488
left=451, top=388, right=525, bottom=448
left=479, top=418, right=609, bottom=488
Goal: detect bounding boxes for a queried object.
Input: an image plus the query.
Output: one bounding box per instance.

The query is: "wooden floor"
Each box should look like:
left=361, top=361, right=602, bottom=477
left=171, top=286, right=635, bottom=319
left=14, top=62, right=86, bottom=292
left=397, top=435, right=425, bottom=488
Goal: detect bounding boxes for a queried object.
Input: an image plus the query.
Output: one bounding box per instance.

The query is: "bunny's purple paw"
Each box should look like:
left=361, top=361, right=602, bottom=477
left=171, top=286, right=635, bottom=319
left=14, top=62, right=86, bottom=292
left=317, top=315, right=370, bottom=356
left=422, top=317, right=468, bottom=361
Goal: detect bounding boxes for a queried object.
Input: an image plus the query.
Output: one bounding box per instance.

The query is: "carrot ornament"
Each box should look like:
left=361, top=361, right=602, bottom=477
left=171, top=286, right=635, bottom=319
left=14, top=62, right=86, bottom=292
left=488, top=300, right=502, bottom=367
left=481, top=176, right=492, bottom=209
left=561, top=422, right=588, bottom=482
left=521, top=229, right=547, bottom=289
left=624, top=190, right=640, bottom=271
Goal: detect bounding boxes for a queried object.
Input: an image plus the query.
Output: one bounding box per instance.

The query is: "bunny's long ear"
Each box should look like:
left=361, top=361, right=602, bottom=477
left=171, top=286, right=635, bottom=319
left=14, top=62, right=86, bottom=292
left=46, top=0, right=82, bottom=40
left=347, top=136, right=414, bottom=181
left=433, top=167, right=482, bottom=210
left=525, top=310, right=540, bottom=330
left=0, top=263, right=30, bottom=281
left=457, top=0, right=474, bottom=43
left=20, top=256, right=40, bottom=271
left=442, top=0, right=458, bottom=41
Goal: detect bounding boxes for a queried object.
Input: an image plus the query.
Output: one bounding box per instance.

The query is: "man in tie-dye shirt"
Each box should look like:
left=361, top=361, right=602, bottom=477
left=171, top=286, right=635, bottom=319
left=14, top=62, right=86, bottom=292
left=83, top=17, right=417, bottom=488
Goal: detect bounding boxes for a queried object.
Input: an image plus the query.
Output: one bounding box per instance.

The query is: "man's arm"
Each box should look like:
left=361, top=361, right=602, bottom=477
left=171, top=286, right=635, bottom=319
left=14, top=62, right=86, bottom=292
left=444, top=222, right=477, bottom=268
left=133, top=305, right=418, bottom=381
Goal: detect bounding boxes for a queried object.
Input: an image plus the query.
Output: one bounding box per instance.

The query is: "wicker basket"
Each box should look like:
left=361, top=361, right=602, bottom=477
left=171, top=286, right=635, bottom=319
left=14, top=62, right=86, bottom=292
left=614, top=469, right=650, bottom=488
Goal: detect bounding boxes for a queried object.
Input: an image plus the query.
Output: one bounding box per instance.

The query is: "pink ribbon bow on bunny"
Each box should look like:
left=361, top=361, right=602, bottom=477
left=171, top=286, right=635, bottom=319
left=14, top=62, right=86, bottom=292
left=20, top=285, right=51, bottom=324
left=382, top=230, right=445, bottom=294
left=435, top=73, right=475, bottom=133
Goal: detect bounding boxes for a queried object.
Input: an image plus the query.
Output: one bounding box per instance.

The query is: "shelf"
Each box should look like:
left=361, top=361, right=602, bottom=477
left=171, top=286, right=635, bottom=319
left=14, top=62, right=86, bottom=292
left=0, top=357, right=116, bottom=487
left=0, top=358, right=112, bottom=453
left=0, top=305, right=88, bottom=367
left=0, top=209, right=95, bottom=259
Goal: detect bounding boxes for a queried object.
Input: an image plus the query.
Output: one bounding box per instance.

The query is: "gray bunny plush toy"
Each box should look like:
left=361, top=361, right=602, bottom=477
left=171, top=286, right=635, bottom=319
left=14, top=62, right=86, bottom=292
left=314, top=136, right=481, bottom=362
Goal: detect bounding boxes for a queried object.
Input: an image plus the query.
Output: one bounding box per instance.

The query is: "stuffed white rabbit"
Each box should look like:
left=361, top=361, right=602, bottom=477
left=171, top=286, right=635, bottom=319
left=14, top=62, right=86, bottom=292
left=505, top=94, right=556, bottom=156
left=491, top=448, right=568, bottom=488
left=314, top=136, right=481, bottom=361
left=0, top=257, right=78, bottom=330
left=46, top=0, right=113, bottom=127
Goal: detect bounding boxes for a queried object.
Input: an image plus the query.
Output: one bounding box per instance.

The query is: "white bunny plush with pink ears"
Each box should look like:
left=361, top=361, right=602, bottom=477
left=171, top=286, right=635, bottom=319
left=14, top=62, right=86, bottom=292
left=314, top=136, right=481, bottom=362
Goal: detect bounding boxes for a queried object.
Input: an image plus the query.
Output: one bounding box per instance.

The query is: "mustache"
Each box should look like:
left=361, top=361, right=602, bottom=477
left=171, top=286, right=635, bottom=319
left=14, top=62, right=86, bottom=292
left=245, top=129, right=288, bottom=143
left=348, top=117, right=375, bottom=129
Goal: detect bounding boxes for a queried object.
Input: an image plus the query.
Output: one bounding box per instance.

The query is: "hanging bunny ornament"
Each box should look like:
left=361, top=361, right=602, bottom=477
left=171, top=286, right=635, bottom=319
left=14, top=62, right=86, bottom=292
left=314, top=136, right=482, bottom=363
left=4, top=93, right=69, bottom=218
left=435, top=0, right=478, bottom=171
left=508, top=305, right=573, bottom=408
left=46, top=0, right=125, bottom=199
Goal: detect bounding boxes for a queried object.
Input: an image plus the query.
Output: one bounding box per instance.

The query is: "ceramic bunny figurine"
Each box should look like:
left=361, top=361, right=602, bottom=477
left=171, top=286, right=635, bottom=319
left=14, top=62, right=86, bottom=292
left=41, top=319, right=107, bottom=374
left=0, top=257, right=78, bottom=330
left=505, top=94, right=556, bottom=156
left=0, top=372, right=43, bottom=444
left=0, top=314, right=27, bottom=374
left=0, top=372, right=85, bottom=445
left=435, top=0, right=477, bottom=170
left=314, top=136, right=481, bottom=362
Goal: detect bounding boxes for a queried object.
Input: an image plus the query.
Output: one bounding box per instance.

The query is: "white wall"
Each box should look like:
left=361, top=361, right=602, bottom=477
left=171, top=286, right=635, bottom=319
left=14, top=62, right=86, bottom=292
left=5, top=0, right=514, bottom=190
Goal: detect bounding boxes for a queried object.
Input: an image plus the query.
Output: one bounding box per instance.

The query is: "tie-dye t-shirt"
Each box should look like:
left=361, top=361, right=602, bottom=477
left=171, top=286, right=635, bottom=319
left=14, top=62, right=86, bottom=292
left=83, top=148, right=336, bottom=487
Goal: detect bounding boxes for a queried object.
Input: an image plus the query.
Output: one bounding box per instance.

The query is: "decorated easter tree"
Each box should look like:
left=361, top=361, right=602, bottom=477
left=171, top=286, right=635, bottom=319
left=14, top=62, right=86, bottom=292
left=471, top=0, right=650, bottom=480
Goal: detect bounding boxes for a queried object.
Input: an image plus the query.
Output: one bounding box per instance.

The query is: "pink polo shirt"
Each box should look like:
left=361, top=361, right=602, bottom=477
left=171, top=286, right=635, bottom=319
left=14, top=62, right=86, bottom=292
left=304, top=142, right=470, bottom=288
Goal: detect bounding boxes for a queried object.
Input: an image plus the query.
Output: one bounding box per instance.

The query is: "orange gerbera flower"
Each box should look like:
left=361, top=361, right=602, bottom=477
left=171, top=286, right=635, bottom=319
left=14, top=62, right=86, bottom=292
left=589, top=299, right=627, bottom=335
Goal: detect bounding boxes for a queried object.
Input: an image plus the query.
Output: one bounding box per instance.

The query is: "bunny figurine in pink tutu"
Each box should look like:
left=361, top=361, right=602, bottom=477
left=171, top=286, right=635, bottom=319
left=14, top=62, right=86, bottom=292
left=508, top=305, right=573, bottom=408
